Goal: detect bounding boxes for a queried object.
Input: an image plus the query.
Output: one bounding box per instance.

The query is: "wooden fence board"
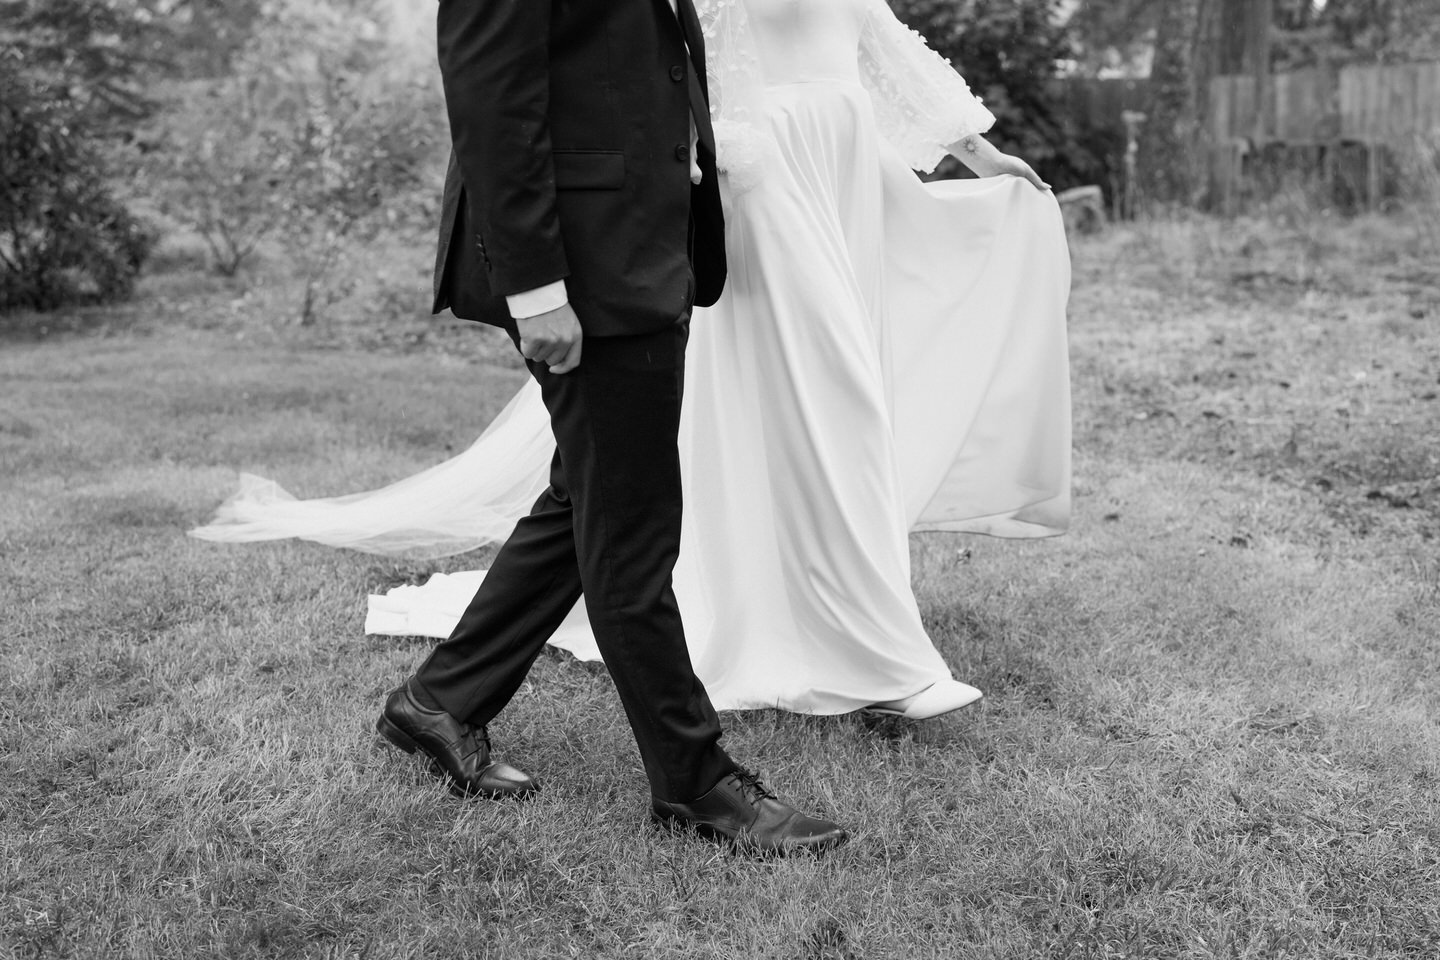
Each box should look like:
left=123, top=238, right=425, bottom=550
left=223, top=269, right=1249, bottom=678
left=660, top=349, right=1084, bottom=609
left=1209, top=75, right=1258, bottom=140
left=1209, top=61, right=1438, bottom=145
left=1273, top=68, right=1334, bottom=141
left=1422, top=63, right=1440, bottom=134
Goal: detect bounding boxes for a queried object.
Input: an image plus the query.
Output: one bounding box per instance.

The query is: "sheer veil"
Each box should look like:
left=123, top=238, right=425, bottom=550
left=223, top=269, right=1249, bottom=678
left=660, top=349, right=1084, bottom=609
left=189, top=380, right=553, bottom=559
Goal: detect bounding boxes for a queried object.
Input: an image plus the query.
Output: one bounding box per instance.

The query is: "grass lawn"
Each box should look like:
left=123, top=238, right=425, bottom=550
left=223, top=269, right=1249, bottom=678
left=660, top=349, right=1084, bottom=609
left=3, top=212, right=1439, bottom=959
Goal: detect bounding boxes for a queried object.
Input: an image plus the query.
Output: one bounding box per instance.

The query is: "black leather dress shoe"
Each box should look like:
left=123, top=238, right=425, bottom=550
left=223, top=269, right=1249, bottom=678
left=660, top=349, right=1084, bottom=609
left=376, top=681, right=537, bottom=799
left=651, top=768, right=848, bottom=855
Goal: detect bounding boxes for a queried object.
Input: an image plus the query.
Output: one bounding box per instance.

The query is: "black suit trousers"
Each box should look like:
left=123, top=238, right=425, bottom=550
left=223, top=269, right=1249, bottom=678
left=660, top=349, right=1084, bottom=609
left=413, top=323, right=735, bottom=803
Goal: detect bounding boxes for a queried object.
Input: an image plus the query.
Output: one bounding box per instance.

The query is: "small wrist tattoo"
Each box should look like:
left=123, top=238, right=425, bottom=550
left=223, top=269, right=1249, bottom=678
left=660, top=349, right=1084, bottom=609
left=961, top=137, right=979, bottom=155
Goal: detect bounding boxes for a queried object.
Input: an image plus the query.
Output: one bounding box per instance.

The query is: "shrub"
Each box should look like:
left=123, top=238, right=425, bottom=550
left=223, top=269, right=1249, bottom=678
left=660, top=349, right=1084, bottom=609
left=0, top=0, right=162, bottom=132
left=0, top=66, right=153, bottom=312
left=1396, top=134, right=1440, bottom=256
left=156, top=79, right=295, bottom=278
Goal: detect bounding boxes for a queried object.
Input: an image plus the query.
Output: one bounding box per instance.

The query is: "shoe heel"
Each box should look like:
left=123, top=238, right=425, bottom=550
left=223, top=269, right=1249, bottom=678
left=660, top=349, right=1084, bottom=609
left=376, top=714, right=419, bottom=754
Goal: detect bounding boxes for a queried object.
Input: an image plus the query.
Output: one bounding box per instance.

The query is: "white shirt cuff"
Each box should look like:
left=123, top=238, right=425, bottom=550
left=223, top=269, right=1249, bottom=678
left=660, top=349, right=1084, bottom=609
left=506, top=280, right=569, bottom=319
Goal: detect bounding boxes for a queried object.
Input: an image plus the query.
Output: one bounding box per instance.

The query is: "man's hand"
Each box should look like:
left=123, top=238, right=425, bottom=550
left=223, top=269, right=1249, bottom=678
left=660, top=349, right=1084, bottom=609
left=947, top=134, right=1052, bottom=192
left=517, top=302, right=583, bottom=374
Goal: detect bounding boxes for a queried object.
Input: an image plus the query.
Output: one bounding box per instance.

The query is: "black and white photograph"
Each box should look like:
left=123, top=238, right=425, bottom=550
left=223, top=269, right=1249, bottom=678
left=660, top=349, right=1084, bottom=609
left=3, top=0, right=1438, bottom=955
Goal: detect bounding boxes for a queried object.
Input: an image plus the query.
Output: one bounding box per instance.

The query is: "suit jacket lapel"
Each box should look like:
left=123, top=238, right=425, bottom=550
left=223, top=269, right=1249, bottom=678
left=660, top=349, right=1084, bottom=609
left=673, top=0, right=707, bottom=79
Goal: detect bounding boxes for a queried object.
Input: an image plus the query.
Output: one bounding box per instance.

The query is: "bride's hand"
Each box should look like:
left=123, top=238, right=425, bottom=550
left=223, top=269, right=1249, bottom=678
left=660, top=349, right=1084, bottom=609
left=946, top=134, right=1052, bottom=192
left=982, top=153, right=1051, bottom=192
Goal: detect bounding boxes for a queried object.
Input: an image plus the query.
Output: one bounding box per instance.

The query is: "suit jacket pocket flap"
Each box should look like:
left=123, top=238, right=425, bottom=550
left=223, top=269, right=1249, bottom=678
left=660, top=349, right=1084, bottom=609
left=553, top=150, right=625, bottom=190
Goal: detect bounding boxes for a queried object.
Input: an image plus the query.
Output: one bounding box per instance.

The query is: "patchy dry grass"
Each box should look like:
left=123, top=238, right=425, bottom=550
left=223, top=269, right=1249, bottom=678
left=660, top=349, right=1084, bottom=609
left=2, top=209, right=1439, bottom=958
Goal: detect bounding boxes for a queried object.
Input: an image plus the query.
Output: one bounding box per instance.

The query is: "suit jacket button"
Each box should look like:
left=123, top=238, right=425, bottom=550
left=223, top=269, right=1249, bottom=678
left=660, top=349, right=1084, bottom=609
left=670, top=64, right=686, bottom=82
left=675, top=144, right=690, bottom=162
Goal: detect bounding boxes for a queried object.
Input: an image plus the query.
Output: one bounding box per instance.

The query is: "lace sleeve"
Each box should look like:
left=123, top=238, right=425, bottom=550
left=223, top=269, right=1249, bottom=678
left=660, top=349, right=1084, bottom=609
left=858, top=0, right=996, bottom=173
left=697, top=0, right=777, bottom=193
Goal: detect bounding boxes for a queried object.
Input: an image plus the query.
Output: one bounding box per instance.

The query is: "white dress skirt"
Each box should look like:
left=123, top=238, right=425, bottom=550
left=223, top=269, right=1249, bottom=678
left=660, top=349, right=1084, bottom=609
left=193, top=1, right=1071, bottom=714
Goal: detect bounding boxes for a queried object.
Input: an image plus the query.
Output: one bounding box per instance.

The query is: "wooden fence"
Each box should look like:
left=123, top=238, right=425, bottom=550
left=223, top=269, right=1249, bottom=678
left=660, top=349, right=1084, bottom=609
left=1210, top=61, right=1440, bottom=143
left=1207, top=61, right=1440, bottom=208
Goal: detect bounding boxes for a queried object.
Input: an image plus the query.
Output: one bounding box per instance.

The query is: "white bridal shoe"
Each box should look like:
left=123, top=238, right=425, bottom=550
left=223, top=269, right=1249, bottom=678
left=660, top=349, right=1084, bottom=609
left=864, top=679, right=983, bottom=720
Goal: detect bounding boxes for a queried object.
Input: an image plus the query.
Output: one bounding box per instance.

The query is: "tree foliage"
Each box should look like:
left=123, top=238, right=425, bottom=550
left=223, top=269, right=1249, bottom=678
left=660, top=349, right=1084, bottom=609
left=1068, top=0, right=1440, bottom=76
left=0, top=0, right=168, bottom=130
left=1272, top=0, right=1440, bottom=69
left=1136, top=0, right=1203, bottom=207
left=1066, top=0, right=1160, bottom=77
left=0, top=0, right=159, bottom=312
left=0, top=64, right=153, bottom=311
left=142, top=0, right=266, bottom=78
left=154, top=0, right=442, bottom=319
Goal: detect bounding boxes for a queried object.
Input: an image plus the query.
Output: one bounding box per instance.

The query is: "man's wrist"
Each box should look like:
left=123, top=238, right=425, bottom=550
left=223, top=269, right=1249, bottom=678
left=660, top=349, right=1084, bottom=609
left=506, top=280, right=569, bottom=319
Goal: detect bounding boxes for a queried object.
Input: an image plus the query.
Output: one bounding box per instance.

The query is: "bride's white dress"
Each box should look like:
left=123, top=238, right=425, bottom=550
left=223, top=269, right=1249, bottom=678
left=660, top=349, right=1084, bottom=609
left=191, top=0, right=1071, bottom=714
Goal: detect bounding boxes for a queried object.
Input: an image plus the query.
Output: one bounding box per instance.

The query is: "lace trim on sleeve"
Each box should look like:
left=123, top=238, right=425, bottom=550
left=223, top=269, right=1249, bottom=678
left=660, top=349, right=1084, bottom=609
left=858, top=0, right=996, bottom=173
left=698, top=0, right=778, bottom=193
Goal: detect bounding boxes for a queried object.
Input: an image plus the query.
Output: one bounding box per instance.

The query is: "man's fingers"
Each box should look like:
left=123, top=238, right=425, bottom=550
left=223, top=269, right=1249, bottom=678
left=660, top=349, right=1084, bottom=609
left=517, top=303, right=582, bottom=373
left=520, top=334, right=582, bottom=374
left=548, top=336, right=583, bottom=375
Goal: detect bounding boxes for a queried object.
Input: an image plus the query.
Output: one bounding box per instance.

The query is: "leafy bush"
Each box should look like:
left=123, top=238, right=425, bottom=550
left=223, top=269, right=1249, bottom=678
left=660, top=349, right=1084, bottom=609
left=156, top=0, right=266, bottom=79
left=0, top=0, right=164, bottom=313
left=156, top=78, right=296, bottom=278
left=0, top=65, right=153, bottom=312
left=0, top=0, right=165, bottom=130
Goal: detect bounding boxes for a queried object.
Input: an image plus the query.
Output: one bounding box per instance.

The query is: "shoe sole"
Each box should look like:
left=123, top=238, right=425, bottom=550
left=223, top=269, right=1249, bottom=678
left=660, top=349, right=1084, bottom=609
left=862, top=691, right=983, bottom=720
left=651, top=811, right=848, bottom=856
left=376, top=714, right=420, bottom=753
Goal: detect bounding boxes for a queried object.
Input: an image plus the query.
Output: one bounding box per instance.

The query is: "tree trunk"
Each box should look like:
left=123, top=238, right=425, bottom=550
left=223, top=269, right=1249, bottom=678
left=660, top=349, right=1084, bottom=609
left=1243, top=0, right=1274, bottom=145
left=1138, top=0, right=1203, bottom=207
left=1210, top=0, right=1253, bottom=76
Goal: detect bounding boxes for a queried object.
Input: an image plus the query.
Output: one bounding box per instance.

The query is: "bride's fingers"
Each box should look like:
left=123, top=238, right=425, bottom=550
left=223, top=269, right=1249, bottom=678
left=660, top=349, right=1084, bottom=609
left=998, top=156, right=1051, bottom=192
left=1021, top=167, right=1051, bottom=192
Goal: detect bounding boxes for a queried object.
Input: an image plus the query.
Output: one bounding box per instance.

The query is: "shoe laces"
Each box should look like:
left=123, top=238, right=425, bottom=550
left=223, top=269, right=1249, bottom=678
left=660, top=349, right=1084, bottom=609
left=461, top=724, right=491, bottom=759
left=732, top=766, right=777, bottom=805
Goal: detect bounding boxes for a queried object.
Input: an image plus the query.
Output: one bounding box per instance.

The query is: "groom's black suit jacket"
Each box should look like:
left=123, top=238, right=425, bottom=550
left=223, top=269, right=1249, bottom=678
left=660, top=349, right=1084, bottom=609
left=431, top=0, right=726, bottom=337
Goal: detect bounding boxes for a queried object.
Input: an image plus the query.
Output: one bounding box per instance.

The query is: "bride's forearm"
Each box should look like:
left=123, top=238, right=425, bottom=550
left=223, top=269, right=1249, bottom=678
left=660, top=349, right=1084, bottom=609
left=943, top=134, right=1050, bottom=190
left=945, top=133, right=1001, bottom=176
